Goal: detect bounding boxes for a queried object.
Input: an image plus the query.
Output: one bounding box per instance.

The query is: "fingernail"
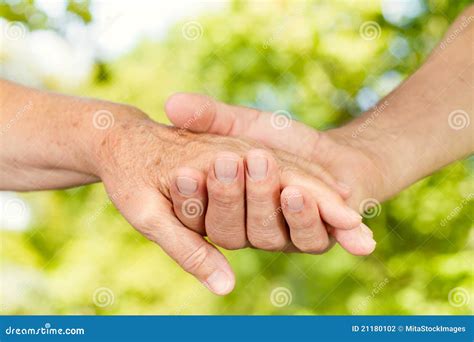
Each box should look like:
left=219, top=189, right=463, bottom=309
left=247, top=155, right=268, bottom=181
left=215, top=158, right=238, bottom=183
left=359, top=223, right=376, bottom=252
left=176, top=176, right=198, bottom=195
left=286, top=192, right=304, bottom=212
left=204, top=270, right=232, bottom=295
left=360, top=223, right=374, bottom=238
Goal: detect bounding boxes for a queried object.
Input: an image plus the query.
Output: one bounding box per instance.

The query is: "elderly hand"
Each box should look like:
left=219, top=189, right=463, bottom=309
left=97, top=112, right=369, bottom=295
left=0, top=79, right=371, bottom=296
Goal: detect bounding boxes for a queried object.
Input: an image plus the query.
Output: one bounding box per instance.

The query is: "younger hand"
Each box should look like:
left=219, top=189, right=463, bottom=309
left=165, top=93, right=380, bottom=256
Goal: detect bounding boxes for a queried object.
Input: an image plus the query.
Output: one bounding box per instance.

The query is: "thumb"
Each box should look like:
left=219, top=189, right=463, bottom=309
left=165, top=92, right=226, bottom=134
left=165, top=93, right=351, bottom=197
left=122, top=187, right=235, bottom=295
left=164, top=92, right=319, bottom=160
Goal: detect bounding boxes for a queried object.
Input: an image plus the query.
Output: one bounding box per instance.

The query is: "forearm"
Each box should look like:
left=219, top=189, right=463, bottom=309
left=0, top=79, right=148, bottom=190
left=336, top=5, right=473, bottom=199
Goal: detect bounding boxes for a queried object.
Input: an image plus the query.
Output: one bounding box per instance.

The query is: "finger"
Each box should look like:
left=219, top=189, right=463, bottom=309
left=125, top=187, right=235, bottom=295
left=277, top=151, right=352, bottom=199
left=330, top=223, right=377, bottom=256
left=205, top=152, right=247, bottom=250
left=279, top=169, right=362, bottom=230
left=165, top=92, right=350, bottom=198
left=245, top=149, right=290, bottom=251
left=281, top=237, right=337, bottom=253
left=170, top=167, right=207, bottom=235
left=165, top=92, right=247, bottom=136
left=164, top=93, right=316, bottom=158
left=281, top=186, right=330, bottom=254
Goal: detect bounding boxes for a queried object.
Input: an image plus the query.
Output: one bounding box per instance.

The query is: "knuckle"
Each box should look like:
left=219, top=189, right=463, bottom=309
left=280, top=164, right=300, bottom=178
left=246, top=182, right=279, bottom=208
left=246, top=187, right=278, bottom=205
left=206, top=227, right=247, bottom=250
left=181, top=245, right=209, bottom=274
left=205, top=204, right=246, bottom=250
left=293, top=214, right=319, bottom=231
left=247, top=227, right=287, bottom=251
left=294, top=235, right=329, bottom=254
left=209, top=187, right=242, bottom=209
left=134, top=213, right=161, bottom=241
left=211, top=237, right=247, bottom=250
left=247, top=210, right=288, bottom=251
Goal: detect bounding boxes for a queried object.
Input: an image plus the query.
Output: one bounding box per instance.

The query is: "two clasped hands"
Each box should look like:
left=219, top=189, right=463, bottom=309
left=93, top=92, right=380, bottom=296
left=1, top=5, right=472, bottom=295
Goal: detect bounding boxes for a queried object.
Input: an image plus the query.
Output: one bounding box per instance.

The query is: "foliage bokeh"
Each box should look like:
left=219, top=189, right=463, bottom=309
left=1, top=0, right=473, bottom=315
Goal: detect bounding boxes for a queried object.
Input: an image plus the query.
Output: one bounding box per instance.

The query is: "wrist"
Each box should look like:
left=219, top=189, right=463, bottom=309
left=0, top=80, right=152, bottom=190
left=74, top=102, right=150, bottom=179
left=324, top=122, right=396, bottom=203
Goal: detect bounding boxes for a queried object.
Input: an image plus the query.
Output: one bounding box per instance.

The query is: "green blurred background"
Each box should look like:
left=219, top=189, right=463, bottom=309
left=1, top=0, right=472, bottom=315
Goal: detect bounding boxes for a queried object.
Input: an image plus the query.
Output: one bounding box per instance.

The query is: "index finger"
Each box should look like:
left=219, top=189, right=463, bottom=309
left=126, top=187, right=235, bottom=295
